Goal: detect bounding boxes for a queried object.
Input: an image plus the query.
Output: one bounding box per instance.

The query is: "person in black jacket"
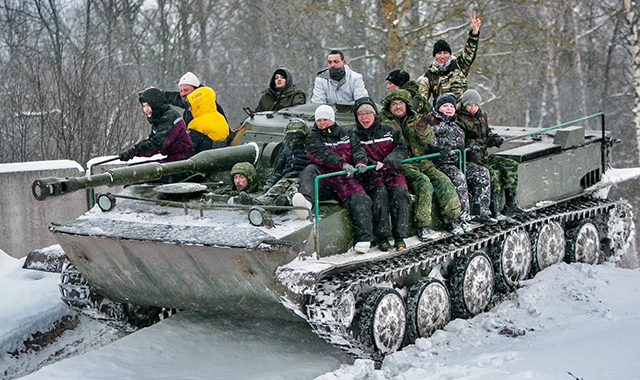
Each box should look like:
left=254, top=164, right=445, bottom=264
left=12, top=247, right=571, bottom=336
left=292, top=105, right=374, bottom=254
left=353, top=97, right=411, bottom=251
left=118, top=88, right=193, bottom=164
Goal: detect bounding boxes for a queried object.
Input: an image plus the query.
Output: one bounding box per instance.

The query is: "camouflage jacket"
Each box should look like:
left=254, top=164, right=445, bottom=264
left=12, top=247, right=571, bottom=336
left=417, top=31, right=479, bottom=107
left=456, top=106, right=498, bottom=162
left=400, top=80, right=429, bottom=115
left=380, top=90, right=436, bottom=172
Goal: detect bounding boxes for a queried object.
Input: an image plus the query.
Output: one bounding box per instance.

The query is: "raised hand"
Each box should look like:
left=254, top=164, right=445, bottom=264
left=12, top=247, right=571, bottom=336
left=469, top=11, right=481, bottom=35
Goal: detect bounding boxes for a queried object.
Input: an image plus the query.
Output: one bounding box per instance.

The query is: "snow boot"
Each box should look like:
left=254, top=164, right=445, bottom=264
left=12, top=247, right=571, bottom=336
left=417, top=226, right=436, bottom=242
left=503, top=188, right=526, bottom=216
left=354, top=241, right=371, bottom=254
left=378, top=239, right=393, bottom=252
left=394, top=238, right=406, bottom=251
left=292, top=192, right=312, bottom=219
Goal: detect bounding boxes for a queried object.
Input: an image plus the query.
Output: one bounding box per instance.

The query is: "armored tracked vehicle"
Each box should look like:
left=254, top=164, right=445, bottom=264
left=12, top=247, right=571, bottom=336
left=32, top=104, right=637, bottom=361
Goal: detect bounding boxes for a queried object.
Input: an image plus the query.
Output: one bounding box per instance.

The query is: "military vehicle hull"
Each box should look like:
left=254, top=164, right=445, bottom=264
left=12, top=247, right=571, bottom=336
left=34, top=105, right=638, bottom=361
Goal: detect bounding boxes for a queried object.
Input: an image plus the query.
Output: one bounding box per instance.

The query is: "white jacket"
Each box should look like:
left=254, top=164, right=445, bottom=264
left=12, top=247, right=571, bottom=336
left=311, top=65, right=369, bottom=104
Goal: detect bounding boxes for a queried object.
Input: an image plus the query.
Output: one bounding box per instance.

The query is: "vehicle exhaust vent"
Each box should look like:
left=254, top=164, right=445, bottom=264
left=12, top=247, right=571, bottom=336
left=580, top=168, right=601, bottom=189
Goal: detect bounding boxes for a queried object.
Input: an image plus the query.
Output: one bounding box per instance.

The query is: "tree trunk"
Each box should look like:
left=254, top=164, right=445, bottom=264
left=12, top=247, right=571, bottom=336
left=624, top=0, right=640, bottom=164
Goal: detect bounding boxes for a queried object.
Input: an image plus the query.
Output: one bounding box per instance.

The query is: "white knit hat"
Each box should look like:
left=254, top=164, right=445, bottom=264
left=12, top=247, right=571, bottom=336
left=315, top=105, right=335, bottom=122
left=178, top=72, right=200, bottom=87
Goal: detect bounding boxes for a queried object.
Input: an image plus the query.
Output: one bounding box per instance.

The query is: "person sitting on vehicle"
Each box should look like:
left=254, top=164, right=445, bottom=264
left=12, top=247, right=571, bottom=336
left=159, top=71, right=227, bottom=125
left=118, top=88, right=193, bottom=164
left=186, top=87, right=229, bottom=153
left=420, top=92, right=497, bottom=226
left=292, top=105, right=374, bottom=254
left=255, top=68, right=307, bottom=112
left=385, top=69, right=427, bottom=114
left=456, top=89, right=524, bottom=216
left=235, top=119, right=311, bottom=206
left=380, top=89, right=463, bottom=238
left=353, top=97, right=411, bottom=251
left=311, top=50, right=369, bottom=104
left=417, top=11, right=481, bottom=109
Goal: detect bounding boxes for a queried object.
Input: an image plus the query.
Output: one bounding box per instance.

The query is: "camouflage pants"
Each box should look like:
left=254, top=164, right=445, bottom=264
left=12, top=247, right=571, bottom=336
left=481, top=155, right=519, bottom=198
left=255, top=177, right=299, bottom=205
left=399, top=163, right=461, bottom=227
left=437, top=162, right=491, bottom=219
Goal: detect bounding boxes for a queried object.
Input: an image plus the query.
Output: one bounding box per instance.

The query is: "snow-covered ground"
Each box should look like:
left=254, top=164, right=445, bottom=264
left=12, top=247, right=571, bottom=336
left=1, top=247, right=638, bottom=380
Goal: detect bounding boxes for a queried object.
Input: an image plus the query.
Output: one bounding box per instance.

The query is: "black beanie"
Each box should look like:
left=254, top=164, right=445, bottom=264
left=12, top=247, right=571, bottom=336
left=386, top=69, right=410, bottom=87
left=433, top=39, right=452, bottom=56
left=435, top=92, right=456, bottom=111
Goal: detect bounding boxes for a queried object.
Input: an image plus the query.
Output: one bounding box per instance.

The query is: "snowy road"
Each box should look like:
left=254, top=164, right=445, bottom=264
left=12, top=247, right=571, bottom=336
left=18, top=311, right=352, bottom=380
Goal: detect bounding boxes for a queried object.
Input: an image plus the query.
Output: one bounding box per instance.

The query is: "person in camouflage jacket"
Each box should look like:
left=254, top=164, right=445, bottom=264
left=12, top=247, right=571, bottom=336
left=456, top=89, right=524, bottom=216
left=417, top=11, right=481, bottom=109
left=424, top=92, right=497, bottom=226
left=385, top=69, right=428, bottom=114
left=353, top=97, right=411, bottom=251
left=380, top=89, right=462, bottom=239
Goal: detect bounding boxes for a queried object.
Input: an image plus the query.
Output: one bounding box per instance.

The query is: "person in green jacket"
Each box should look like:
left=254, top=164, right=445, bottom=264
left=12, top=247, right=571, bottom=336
left=380, top=89, right=464, bottom=239
left=254, top=68, right=306, bottom=112
left=417, top=11, right=481, bottom=109
left=385, top=69, right=428, bottom=114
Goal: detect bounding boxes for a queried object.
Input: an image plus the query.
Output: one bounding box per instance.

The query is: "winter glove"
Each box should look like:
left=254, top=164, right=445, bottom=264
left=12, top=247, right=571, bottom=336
left=375, top=162, right=384, bottom=171
left=486, top=136, right=504, bottom=148
left=355, top=163, right=368, bottom=174
left=436, top=146, right=452, bottom=158
left=118, top=148, right=136, bottom=162
left=466, top=142, right=483, bottom=154
left=342, top=163, right=356, bottom=177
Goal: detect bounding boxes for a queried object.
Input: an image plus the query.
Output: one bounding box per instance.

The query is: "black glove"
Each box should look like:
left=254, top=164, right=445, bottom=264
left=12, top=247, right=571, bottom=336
left=466, top=142, right=482, bottom=154
left=486, top=136, right=504, bottom=148
left=437, top=146, right=452, bottom=158
left=355, top=163, right=368, bottom=174
left=118, top=148, right=136, bottom=161
left=342, top=163, right=356, bottom=177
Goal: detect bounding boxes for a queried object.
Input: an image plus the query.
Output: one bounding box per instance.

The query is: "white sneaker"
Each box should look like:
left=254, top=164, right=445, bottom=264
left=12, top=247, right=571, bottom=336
left=354, top=241, right=371, bottom=254
left=292, top=193, right=312, bottom=219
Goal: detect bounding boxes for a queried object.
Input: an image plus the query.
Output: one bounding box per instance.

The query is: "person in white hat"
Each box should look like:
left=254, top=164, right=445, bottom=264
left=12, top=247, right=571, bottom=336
left=292, top=104, right=374, bottom=254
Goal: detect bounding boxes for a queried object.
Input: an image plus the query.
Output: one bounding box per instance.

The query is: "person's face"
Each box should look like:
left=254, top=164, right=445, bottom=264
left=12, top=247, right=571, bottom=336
left=327, top=54, right=345, bottom=69
left=465, top=104, right=479, bottom=115
left=179, top=84, right=196, bottom=100
left=233, top=174, right=249, bottom=191
left=316, top=118, right=334, bottom=129
left=439, top=103, right=456, bottom=116
left=357, top=110, right=376, bottom=129
left=386, top=80, right=400, bottom=90
left=274, top=74, right=287, bottom=89
left=435, top=51, right=451, bottom=65
left=142, top=102, right=152, bottom=117
left=390, top=100, right=407, bottom=118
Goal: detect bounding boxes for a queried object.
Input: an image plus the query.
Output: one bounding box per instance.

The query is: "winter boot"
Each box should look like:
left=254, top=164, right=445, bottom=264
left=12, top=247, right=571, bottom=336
left=446, top=221, right=465, bottom=236
left=503, top=188, right=526, bottom=216
left=274, top=194, right=290, bottom=207
left=417, top=226, right=436, bottom=242
left=378, top=239, right=393, bottom=252
left=354, top=241, right=371, bottom=254
left=394, top=238, right=406, bottom=251
left=292, top=192, right=313, bottom=219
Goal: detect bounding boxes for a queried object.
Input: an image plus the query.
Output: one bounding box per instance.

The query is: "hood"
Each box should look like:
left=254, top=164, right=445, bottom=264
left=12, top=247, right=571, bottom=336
left=187, top=87, right=218, bottom=118
left=382, top=89, right=414, bottom=114
left=230, top=162, right=258, bottom=192
left=270, top=67, right=293, bottom=92
left=139, top=88, right=170, bottom=123
left=353, top=97, right=381, bottom=138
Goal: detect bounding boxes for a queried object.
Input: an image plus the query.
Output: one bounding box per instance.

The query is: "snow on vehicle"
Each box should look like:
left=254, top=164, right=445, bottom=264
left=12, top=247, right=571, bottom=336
left=31, top=105, right=637, bottom=361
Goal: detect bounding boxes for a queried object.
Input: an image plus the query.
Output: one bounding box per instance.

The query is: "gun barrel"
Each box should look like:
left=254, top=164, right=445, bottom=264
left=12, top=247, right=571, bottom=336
left=32, top=143, right=260, bottom=201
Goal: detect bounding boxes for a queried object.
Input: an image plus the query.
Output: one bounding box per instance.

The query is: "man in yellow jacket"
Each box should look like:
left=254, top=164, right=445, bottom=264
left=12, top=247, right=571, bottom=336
left=187, top=86, right=229, bottom=153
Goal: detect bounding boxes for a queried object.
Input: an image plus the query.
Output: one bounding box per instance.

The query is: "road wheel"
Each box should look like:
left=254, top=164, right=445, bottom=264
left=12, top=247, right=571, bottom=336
left=405, top=278, right=451, bottom=344
left=491, top=229, right=532, bottom=293
left=358, top=288, right=406, bottom=354
left=566, top=220, right=601, bottom=264
left=450, top=251, right=495, bottom=319
left=606, top=203, right=635, bottom=254
left=531, top=221, right=565, bottom=274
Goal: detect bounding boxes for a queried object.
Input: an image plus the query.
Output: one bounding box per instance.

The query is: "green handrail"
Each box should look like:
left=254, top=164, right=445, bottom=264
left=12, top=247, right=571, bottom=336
left=310, top=150, right=462, bottom=254
left=504, top=112, right=604, bottom=142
